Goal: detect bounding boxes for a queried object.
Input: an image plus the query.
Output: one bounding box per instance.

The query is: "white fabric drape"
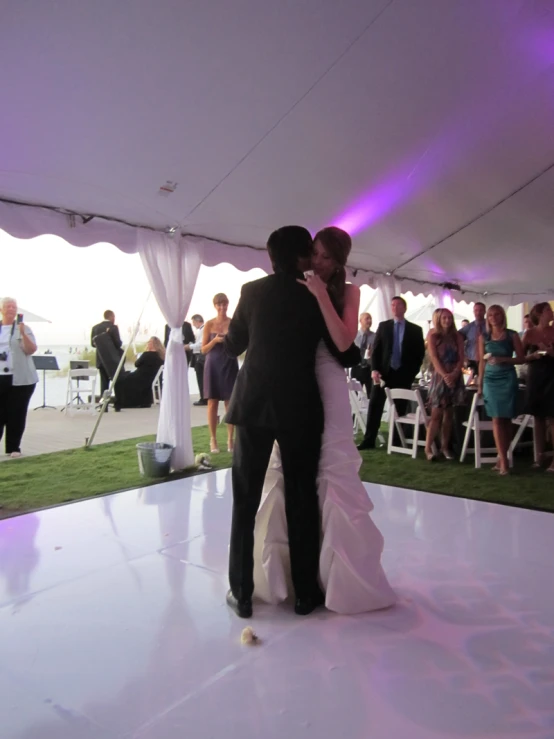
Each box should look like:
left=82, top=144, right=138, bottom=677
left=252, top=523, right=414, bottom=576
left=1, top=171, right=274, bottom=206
left=375, top=274, right=401, bottom=324
left=138, top=232, right=203, bottom=470
left=431, top=286, right=454, bottom=311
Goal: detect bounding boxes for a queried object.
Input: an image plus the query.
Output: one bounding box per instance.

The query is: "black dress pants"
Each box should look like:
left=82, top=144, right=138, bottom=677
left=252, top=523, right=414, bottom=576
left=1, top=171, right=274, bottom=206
left=363, top=369, right=414, bottom=447
left=0, top=376, right=36, bottom=453
left=229, top=423, right=322, bottom=602
left=98, top=364, right=110, bottom=396
left=194, top=354, right=205, bottom=400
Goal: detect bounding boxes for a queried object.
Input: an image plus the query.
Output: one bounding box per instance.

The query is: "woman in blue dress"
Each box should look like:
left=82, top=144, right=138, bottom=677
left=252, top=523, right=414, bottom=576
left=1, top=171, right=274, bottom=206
left=478, top=305, right=524, bottom=475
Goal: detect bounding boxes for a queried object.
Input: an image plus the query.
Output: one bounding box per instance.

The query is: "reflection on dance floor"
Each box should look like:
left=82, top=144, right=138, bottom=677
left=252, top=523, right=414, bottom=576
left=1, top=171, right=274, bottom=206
left=0, top=471, right=552, bottom=738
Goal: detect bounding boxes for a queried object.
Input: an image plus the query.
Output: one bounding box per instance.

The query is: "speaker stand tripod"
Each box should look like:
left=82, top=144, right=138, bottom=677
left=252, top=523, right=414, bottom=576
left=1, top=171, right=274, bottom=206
left=34, top=369, right=56, bottom=410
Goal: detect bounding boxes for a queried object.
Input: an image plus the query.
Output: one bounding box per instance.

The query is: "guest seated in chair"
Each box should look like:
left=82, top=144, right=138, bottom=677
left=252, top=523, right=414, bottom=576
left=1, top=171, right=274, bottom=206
left=115, top=337, right=165, bottom=408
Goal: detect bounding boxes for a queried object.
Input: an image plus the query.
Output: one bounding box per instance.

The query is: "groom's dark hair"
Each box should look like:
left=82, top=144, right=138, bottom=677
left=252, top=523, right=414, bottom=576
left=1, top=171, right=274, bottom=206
left=267, top=226, right=313, bottom=274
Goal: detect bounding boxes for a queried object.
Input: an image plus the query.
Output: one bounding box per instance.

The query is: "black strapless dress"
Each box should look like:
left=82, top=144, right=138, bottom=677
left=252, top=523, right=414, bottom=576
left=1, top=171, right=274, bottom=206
left=524, top=344, right=554, bottom=417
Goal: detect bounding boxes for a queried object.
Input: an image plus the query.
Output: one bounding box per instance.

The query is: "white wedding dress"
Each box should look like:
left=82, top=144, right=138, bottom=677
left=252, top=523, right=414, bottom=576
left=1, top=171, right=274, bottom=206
left=253, top=341, right=396, bottom=614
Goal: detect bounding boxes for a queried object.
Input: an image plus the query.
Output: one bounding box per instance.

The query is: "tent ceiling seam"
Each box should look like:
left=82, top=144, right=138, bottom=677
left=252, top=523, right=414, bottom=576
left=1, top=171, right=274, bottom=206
left=179, top=0, right=395, bottom=223
left=391, top=156, right=554, bottom=274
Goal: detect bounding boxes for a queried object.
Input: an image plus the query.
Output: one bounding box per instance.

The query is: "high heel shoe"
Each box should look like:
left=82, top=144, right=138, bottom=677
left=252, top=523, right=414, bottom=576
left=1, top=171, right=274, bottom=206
left=210, top=439, right=220, bottom=454
left=425, top=450, right=435, bottom=462
left=441, top=449, right=454, bottom=461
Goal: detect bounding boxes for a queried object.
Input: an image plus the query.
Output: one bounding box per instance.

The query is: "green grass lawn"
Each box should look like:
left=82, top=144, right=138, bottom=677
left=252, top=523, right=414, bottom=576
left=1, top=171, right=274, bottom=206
left=0, top=425, right=552, bottom=518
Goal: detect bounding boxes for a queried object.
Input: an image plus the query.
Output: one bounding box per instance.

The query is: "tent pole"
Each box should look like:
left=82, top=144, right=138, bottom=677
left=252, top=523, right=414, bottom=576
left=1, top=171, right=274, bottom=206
left=85, top=291, right=152, bottom=448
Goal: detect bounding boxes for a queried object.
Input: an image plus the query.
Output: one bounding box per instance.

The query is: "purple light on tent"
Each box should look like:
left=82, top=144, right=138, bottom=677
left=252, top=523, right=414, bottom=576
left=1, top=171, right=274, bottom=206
left=332, top=180, right=404, bottom=236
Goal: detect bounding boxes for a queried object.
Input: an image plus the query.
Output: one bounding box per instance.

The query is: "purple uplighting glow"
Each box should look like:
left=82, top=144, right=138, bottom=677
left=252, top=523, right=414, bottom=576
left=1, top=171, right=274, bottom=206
left=331, top=149, right=438, bottom=237
left=332, top=181, right=402, bottom=236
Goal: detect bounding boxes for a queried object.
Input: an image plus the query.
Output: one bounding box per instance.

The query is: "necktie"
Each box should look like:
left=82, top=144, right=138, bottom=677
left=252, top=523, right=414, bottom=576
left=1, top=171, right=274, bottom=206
left=391, top=322, right=401, bottom=370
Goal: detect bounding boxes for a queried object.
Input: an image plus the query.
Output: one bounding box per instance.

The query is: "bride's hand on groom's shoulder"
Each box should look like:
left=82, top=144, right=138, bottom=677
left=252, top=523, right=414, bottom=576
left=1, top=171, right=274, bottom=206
left=297, top=273, right=327, bottom=300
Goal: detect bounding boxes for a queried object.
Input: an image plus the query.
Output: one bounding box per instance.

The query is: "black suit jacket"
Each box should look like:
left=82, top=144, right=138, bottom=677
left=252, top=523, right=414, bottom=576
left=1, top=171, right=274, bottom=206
left=371, top=319, right=425, bottom=382
left=164, top=322, right=195, bottom=365
left=91, top=320, right=123, bottom=369
left=224, top=273, right=360, bottom=431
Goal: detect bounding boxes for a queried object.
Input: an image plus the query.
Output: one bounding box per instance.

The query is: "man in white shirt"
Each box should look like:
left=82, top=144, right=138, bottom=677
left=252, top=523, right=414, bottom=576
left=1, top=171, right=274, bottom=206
left=351, top=312, right=375, bottom=395
left=185, top=314, right=207, bottom=406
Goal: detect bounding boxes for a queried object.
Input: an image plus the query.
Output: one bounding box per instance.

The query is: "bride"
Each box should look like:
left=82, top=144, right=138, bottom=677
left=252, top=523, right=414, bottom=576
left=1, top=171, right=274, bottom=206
left=252, top=226, right=396, bottom=615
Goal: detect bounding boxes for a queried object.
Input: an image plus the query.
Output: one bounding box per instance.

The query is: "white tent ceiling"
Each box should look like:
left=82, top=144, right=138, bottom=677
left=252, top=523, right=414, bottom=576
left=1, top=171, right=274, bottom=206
left=2, top=0, right=554, bottom=302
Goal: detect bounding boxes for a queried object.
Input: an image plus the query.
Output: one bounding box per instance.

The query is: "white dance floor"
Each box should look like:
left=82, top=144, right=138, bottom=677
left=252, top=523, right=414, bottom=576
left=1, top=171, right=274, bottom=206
left=1, top=471, right=553, bottom=739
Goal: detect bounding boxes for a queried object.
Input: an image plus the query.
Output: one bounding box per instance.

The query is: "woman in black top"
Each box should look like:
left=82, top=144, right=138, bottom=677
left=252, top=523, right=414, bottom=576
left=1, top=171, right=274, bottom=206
left=115, top=337, right=164, bottom=408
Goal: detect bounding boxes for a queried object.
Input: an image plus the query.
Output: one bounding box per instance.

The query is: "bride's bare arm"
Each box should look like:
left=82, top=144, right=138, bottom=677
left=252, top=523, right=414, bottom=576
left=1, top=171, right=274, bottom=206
left=301, top=274, right=359, bottom=351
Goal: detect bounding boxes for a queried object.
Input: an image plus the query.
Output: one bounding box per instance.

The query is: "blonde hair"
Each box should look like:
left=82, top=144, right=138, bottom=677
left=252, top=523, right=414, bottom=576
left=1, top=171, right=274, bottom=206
left=433, top=308, right=457, bottom=337
left=149, top=336, right=165, bottom=361
left=486, top=305, right=507, bottom=334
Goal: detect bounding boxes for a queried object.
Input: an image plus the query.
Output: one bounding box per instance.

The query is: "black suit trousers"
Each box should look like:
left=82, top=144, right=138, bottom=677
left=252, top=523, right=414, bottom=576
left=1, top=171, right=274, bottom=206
left=363, top=369, right=414, bottom=446
left=229, top=424, right=322, bottom=602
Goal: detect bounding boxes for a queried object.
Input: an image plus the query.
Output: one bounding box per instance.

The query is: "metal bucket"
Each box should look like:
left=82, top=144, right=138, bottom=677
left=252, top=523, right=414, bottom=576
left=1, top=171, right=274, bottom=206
left=136, top=442, right=174, bottom=478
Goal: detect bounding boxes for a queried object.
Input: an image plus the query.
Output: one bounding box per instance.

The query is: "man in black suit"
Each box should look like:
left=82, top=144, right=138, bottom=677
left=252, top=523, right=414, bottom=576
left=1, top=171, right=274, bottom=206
left=224, top=226, right=359, bottom=619
left=163, top=322, right=195, bottom=365
left=91, top=310, right=124, bottom=398
left=358, top=296, right=425, bottom=450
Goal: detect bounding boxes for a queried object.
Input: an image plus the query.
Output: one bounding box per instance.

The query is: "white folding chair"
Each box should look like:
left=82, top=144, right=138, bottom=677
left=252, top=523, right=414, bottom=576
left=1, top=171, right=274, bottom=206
left=152, top=365, right=164, bottom=405
left=385, top=387, right=433, bottom=458
left=64, top=368, right=98, bottom=414
left=509, top=414, right=537, bottom=463
left=348, top=377, right=385, bottom=446
left=460, top=393, right=500, bottom=467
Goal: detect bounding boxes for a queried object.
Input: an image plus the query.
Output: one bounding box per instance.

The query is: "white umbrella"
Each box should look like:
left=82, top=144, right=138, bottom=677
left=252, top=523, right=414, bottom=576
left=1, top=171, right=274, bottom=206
left=407, top=299, right=467, bottom=324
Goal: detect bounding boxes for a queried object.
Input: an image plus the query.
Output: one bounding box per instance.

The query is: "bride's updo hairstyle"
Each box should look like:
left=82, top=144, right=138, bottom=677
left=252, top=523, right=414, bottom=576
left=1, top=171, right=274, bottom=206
left=313, top=226, right=352, bottom=316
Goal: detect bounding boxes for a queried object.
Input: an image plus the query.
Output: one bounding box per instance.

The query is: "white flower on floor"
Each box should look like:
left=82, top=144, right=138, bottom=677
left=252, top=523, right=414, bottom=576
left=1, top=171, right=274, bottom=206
left=195, top=453, right=213, bottom=470
left=240, top=627, right=259, bottom=645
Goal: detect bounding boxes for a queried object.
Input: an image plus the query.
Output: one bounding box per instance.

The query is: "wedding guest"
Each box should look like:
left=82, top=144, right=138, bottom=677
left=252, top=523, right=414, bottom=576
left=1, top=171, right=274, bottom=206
left=115, top=337, right=165, bottom=408
left=460, top=302, right=487, bottom=377
left=91, top=310, right=123, bottom=399
left=424, top=308, right=465, bottom=460
left=0, top=297, right=38, bottom=458
left=185, top=314, right=207, bottom=406
left=478, top=305, right=524, bottom=475
left=520, top=313, right=533, bottom=337
left=163, top=321, right=195, bottom=365
left=351, top=312, right=374, bottom=395
left=358, top=296, right=425, bottom=450
left=522, top=302, right=554, bottom=472
left=461, top=319, right=470, bottom=328
left=202, top=293, right=238, bottom=453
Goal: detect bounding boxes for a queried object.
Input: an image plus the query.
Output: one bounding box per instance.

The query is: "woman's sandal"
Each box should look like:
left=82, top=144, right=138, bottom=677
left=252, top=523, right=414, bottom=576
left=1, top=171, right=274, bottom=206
left=425, top=450, right=435, bottom=462
left=210, top=439, right=220, bottom=454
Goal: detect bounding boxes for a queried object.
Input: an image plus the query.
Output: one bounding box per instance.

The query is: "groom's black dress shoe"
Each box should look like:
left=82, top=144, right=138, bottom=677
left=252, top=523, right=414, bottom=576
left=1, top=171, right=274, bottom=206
left=226, top=590, right=253, bottom=619
left=357, top=440, right=375, bottom=451
left=295, top=590, right=325, bottom=616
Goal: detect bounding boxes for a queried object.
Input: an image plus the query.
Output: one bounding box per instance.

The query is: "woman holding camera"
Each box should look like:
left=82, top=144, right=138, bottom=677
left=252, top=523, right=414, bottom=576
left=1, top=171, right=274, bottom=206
left=0, top=297, right=38, bottom=458
left=202, top=293, right=238, bottom=454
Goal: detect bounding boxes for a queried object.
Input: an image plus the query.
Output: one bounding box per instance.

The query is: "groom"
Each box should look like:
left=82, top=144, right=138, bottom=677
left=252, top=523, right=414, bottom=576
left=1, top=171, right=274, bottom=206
left=224, top=226, right=360, bottom=618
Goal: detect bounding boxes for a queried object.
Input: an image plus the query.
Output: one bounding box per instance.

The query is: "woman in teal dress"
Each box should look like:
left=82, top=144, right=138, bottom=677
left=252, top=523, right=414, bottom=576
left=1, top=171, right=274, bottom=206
left=478, top=305, right=524, bottom=475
